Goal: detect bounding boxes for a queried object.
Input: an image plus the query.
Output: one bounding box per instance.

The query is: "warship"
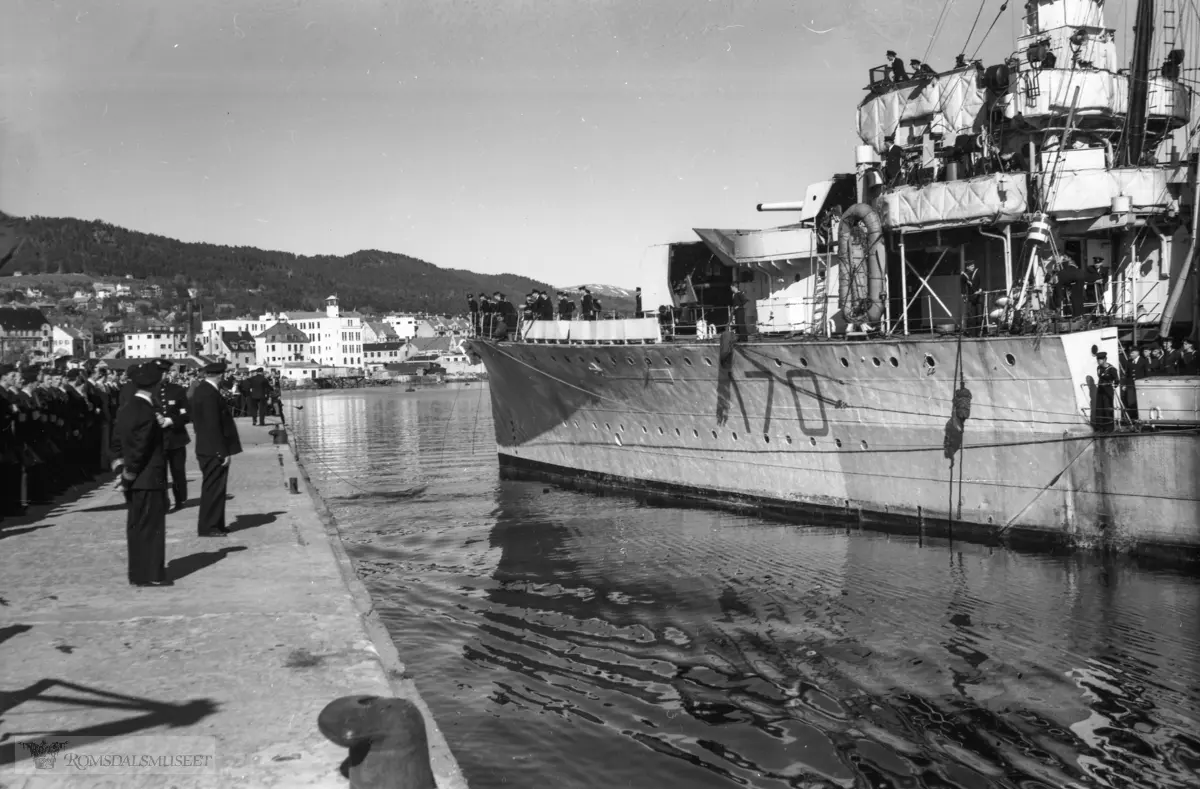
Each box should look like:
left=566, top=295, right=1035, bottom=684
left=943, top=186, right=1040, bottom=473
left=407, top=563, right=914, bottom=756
left=469, top=0, right=1200, bottom=559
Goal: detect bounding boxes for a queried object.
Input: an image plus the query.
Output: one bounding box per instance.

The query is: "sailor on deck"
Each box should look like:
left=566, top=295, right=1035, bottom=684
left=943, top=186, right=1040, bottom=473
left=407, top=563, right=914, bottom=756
left=1093, top=352, right=1119, bottom=432
left=886, top=50, right=908, bottom=81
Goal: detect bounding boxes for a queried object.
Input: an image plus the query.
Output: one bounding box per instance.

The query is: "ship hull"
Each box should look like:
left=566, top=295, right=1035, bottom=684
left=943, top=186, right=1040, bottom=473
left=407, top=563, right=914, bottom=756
left=469, top=330, right=1199, bottom=561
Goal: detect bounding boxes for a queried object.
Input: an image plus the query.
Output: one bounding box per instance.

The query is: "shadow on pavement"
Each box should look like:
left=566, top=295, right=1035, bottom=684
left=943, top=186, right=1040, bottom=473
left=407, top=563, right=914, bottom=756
left=0, top=679, right=219, bottom=765
left=229, top=511, right=285, bottom=533
left=168, top=545, right=249, bottom=581
left=0, top=624, right=32, bottom=646
left=0, top=523, right=55, bottom=541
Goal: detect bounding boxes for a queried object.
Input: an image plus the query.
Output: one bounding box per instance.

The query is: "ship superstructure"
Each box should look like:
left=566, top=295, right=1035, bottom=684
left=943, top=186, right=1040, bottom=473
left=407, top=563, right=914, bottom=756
left=469, top=0, right=1200, bottom=559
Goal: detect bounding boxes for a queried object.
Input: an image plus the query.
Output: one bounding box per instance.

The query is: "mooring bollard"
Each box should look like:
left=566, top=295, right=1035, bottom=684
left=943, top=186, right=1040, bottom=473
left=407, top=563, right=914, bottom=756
left=288, top=477, right=300, bottom=494
left=271, top=427, right=289, bottom=446
left=318, top=695, right=435, bottom=789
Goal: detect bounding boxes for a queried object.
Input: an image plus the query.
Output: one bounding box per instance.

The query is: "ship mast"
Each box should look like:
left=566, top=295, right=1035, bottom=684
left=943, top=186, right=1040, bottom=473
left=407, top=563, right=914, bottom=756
left=1122, top=0, right=1156, bottom=166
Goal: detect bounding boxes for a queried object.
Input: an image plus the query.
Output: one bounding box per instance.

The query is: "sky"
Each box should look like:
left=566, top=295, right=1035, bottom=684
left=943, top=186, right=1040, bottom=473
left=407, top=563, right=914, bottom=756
left=1, top=0, right=1140, bottom=288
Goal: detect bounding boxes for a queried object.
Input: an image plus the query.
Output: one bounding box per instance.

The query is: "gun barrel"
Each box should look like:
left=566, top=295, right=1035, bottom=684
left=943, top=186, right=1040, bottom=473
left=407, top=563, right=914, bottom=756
left=756, top=201, right=807, bottom=212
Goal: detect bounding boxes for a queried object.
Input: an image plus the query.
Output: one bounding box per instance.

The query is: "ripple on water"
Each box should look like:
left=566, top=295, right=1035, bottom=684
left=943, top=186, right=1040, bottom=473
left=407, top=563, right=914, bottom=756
left=291, top=387, right=1200, bottom=789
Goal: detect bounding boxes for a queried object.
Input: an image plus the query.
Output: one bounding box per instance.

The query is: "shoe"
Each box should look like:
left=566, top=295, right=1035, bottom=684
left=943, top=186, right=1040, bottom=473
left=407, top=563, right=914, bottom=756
left=171, top=501, right=186, bottom=512
left=132, top=580, right=174, bottom=587
left=198, top=531, right=228, bottom=538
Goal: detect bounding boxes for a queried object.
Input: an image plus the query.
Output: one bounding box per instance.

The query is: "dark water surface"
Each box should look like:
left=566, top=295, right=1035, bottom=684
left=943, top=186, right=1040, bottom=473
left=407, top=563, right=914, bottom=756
left=289, top=386, right=1200, bottom=789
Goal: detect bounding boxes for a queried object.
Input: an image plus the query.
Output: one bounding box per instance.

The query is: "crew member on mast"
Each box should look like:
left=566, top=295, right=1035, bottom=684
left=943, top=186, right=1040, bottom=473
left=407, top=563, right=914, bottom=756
left=961, top=261, right=984, bottom=336
left=886, top=50, right=908, bottom=81
left=909, top=59, right=936, bottom=76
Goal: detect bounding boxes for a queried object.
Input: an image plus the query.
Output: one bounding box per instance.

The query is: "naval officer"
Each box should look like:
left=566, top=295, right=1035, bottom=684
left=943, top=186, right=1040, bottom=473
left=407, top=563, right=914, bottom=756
left=115, top=363, right=171, bottom=587
left=190, top=361, right=242, bottom=536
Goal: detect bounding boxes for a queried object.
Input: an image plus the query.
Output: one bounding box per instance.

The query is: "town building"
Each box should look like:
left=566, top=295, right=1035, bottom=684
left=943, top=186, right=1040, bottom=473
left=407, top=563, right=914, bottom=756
left=200, top=318, right=271, bottom=358
left=255, top=322, right=310, bottom=368
left=123, top=325, right=189, bottom=359
left=361, top=320, right=406, bottom=370
left=382, top=314, right=439, bottom=340
left=0, top=306, right=52, bottom=362
left=271, top=296, right=364, bottom=368
left=214, top=331, right=257, bottom=368
left=52, top=325, right=94, bottom=358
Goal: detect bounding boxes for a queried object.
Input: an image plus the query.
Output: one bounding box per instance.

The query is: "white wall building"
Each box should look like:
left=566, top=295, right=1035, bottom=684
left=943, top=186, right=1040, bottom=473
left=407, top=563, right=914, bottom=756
left=382, top=314, right=440, bottom=340
left=255, top=322, right=310, bottom=368
left=124, top=326, right=188, bottom=359
left=200, top=318, right=271, bottom=358
left=275, top=296, right=363, bottom=368
left=52, top=325, right=94, bottom=358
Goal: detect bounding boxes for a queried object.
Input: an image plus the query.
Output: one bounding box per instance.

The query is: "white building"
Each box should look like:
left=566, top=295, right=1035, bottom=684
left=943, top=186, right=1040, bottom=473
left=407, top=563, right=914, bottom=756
left=382, top=314, right=439, bottom=340
left=200, top=318, right=271, bottom=358
left=124, top=326, right=188, bottom=359
left=214, top=331, right=257, bottom=369
left=0, top=307, right=52, bottom=361
left=255, top=322, right=310, bottom=369
left=52, top=325, right=93, bottom=358
left=275, top=296, right=363, bottom=368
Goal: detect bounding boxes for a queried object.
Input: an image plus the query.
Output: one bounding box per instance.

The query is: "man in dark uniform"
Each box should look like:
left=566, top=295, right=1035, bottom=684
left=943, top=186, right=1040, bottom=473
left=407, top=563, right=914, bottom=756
left=581, top=288, right=595, bottom=320
left=1093, top=351, right=1119, bottom=432
left=1159, top=336, right=1183, bottom=375
left=1055, top=256, right=1085, bottom=318
left=478, top=293, right=493, bottom=337
left=1121, top=346, right=1146, bottom=422
left=0, top=363, right=24, bottom=517
left=190, top=361, right=242, bottom=536
left=246, top=367, right=268, bottom=426
left=634, top=287, right=643, bottom=316
left=17, top=366, right=53, bottom=505
left=539, top=290, right=554, bottom=321
left=115, top=363, right=170, bottom=587
left=730, top=283, right=749, bottom=341
left=1182, top=338, right=1198, bottom=374
left=886, top=50, right=908, bottom=81
left=154, top=359, right=191, bottom=511
left=961, top=261, right=984, bottom=335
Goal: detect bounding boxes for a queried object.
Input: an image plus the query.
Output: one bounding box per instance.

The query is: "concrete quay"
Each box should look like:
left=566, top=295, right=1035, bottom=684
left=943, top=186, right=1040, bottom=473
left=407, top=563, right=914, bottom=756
left=0, top=421, right=465, bottom=788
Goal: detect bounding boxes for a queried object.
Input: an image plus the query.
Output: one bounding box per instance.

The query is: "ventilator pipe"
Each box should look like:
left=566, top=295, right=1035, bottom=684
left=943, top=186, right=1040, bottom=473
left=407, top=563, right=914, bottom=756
left=836, top=203, right=887, bottom=325
left=1160, top=159, right=1200, bottom=336
left=318, top=695, right=436, bottom=789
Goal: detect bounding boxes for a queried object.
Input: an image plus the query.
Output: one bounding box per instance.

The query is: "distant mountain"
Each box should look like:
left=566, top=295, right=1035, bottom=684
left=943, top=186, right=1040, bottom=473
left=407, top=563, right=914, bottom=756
left=0, top=213, right=552, bottom=316
left=557, top=283, right=637, bottom=314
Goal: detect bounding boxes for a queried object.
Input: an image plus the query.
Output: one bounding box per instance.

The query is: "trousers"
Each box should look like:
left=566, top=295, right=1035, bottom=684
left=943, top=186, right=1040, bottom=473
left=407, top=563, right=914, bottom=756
left=197, top=454, right=229, bottom=534
left=127, top=489, right=167, bottom=584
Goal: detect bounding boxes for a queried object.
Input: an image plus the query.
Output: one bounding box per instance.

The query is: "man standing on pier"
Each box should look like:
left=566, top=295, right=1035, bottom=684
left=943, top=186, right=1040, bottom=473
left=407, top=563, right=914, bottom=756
left=190, top=361, right=242, bottom=536
left=154, top=360, right=191, bottom=511
left=246, top=367, right=268, bottom=426
left=115, top=363, right=170, bottom=587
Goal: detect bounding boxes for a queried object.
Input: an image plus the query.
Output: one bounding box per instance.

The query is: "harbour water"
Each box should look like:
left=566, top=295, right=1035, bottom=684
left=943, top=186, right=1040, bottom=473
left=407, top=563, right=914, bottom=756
left=288, top=385, right=1200, bottom=789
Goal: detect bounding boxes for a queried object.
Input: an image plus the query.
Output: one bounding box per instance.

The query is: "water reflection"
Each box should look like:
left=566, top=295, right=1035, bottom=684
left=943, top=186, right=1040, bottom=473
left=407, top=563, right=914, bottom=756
left=290, top=386, right=1200, bottom=789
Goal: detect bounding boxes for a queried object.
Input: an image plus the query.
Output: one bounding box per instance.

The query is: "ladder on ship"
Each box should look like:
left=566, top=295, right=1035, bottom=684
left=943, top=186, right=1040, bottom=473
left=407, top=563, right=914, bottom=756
left=812, top=257, right=830, bottom=336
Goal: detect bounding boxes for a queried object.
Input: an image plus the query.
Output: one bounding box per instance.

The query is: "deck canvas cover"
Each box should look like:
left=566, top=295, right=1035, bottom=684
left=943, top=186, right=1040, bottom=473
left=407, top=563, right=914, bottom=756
left=1006, top=70, right=1188, bottom=124
left=857, top=70, right=988, bottom=155
left=875, top=173, right=1028, bottom=231
left=1045, top=167, right=1170, bottom=216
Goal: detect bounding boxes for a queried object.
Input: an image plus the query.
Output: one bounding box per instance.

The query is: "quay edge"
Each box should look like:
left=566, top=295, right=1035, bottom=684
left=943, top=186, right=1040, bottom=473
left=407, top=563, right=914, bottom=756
left=289, top=434, right=468, bottom=789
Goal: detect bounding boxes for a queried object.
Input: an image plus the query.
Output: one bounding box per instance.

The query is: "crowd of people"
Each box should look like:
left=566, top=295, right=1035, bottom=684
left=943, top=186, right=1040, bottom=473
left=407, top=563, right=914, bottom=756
left=466, top=286, right=641, bottom=340
left=0, top=358, right=286, bottom=522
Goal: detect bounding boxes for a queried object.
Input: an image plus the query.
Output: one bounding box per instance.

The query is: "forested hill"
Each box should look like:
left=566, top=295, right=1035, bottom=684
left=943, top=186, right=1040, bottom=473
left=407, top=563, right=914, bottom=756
left=0, top=213, right=552, bottom=315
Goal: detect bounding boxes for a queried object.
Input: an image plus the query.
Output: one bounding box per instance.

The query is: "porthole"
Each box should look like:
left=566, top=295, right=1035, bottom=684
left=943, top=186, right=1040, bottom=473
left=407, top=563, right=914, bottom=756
left=732, top=432, right=738, bottom=441
left=703, top=358, right=713, bottom=366
left=924, top=354, right=936, bottom=368
left=605, top=422, right=611, bottom=430
left=872, top=357, right=882, bottom=367
left=1090, top=344, right=1098, bottom=357
left=692, top=429, right=699, bottom=438
left=591, top=422, right=598, bottom=430
left=839, top=357, right=849, bottom=367
left=834, top=438, right=843, bottom=448
left=785, top=435, right=793, bottom=444
left=1004, top=353, right=1016, bottom=366
left=618, top=424, right=624, bottom=432
left=711, top=430, right=718, bottom=439
left=573, top=420, right=579, bottom=428
left=641, top=425, right=648, bottom=433
left=675, top=428, right=681, bottom=436
left=860, top=440, right=869, bottom=450
left=665, top=358, right=673, bottom=366
left=810, top=437, right=817, bottom=447
left=889, top=357, right=899, bottom=367
left=657, top=427, right=664, bottom=435
left=799, top=357, right=809, bottom=368
left=774, top=358, right=783, bottom=367
left=626, top=356, right=634, bottom=365
left=609, top=354, right=618, bottom=365
left=684, top=357, right=693, bottom=366
left=615, top=434, right=623, bottom=447
left=549, top=355, right=557, bottom=362
left=644, top=357, right=652, bottom=366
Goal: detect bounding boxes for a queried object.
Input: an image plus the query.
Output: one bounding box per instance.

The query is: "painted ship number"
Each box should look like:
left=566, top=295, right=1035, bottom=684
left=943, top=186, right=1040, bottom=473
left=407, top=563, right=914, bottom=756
left=742, top=369, right=831, bottom=437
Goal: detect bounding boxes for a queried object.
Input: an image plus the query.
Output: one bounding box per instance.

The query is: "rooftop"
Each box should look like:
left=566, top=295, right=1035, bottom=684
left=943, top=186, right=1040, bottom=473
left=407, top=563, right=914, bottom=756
left=0, top=306, right=50, bottom=331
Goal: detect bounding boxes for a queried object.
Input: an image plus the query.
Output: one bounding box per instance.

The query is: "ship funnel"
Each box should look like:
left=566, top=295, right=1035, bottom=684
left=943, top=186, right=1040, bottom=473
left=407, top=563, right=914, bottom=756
left=856, top=145, right=881, bottom=165
left=756, top=201, right=807, bottom=212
